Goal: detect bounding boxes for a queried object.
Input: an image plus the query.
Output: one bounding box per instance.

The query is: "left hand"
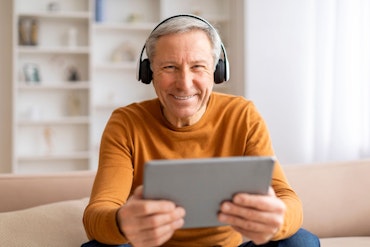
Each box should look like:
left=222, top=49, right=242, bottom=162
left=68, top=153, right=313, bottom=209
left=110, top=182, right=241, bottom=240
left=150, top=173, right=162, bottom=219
left=218, top=187, right=286, bottom=245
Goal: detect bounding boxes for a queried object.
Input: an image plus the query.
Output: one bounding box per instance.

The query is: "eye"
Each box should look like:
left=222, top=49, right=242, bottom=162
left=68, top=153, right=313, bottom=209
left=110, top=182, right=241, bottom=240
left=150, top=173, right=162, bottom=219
left=163, top=65, right=176, bottom=71
left=192, top=64, right=206, bottom=71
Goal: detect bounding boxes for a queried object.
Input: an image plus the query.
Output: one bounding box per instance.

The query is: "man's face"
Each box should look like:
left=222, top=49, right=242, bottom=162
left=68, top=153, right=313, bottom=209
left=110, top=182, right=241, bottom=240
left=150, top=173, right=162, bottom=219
left=151, top=30, right=215, bottom=127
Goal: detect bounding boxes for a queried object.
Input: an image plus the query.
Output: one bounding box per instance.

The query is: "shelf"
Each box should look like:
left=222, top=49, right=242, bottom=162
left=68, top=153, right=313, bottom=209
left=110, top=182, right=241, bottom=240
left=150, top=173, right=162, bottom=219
left=17, top=11, right=91, bottom=19
left=17, top=151, right=90, bottom=161
left=17, top=82, right=90, bottom=90
left=17, top=116, right=90, bottom=126
left=17, top=46, right=90, bottom=54
left=93, top=22, right=156, bottom=31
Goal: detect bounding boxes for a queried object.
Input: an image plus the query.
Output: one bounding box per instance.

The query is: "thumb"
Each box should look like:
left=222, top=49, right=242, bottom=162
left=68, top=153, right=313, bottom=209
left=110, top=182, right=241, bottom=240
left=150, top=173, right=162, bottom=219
left=131, top=185, right=143, bottom=200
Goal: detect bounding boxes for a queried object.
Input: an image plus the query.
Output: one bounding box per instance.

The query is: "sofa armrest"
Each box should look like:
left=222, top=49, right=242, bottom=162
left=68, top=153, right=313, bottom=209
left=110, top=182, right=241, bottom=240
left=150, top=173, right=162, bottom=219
left=0, top=171, right=95, bottom=212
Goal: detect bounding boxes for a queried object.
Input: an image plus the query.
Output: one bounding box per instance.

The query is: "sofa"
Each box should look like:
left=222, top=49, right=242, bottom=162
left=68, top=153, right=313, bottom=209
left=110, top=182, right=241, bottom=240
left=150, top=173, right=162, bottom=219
left=0, top=159, right=369, bottom=247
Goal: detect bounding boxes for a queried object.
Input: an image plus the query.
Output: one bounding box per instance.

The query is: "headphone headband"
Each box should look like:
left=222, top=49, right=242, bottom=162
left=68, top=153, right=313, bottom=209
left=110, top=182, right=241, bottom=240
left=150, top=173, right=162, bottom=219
left=137, top=14, right=229, bottom=84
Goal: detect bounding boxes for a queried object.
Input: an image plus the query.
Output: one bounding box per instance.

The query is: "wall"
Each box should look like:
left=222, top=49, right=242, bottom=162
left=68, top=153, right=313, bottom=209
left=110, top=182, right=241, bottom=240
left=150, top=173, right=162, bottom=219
left=0, top=0, right=12, bottom=172
left=244, top=0, right=313, bottom=164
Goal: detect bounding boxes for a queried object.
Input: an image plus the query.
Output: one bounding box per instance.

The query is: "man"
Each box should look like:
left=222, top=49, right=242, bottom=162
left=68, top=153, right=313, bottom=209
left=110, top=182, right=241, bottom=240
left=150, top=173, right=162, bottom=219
left=82, top=15, right=320, bottom=247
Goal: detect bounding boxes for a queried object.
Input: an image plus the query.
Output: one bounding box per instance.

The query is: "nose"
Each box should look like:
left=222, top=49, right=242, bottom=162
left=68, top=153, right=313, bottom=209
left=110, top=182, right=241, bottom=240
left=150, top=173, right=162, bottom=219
left=176, top=67, right=193, bottom=90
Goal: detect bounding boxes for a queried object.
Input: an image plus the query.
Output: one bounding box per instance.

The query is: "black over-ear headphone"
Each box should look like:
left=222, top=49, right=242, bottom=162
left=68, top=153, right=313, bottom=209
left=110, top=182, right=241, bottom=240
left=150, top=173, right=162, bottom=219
left=137, top=14, right=229, bottom=84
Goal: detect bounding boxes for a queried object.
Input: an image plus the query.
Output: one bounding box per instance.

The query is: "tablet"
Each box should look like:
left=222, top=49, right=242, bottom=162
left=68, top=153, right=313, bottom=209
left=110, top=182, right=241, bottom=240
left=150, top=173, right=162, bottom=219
left=143, top=156, right=275, bottom=229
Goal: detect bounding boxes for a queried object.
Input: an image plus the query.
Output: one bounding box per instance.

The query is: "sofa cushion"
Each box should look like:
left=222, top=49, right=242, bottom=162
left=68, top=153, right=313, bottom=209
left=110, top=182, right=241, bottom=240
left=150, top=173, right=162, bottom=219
left=0, top=197, right=89, bottom=247
left=284, top=160, right=370, bottom=238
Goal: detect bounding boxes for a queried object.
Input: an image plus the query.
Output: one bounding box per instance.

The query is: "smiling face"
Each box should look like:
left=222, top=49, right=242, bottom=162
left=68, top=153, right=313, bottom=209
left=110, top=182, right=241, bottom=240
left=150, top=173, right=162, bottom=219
left=151, top=30, right=215, bottom=127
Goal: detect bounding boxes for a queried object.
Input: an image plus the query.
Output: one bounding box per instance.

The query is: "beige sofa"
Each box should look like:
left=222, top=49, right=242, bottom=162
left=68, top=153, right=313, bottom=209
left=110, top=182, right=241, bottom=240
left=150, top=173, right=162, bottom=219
left=0, top=159, right=370, bottom=247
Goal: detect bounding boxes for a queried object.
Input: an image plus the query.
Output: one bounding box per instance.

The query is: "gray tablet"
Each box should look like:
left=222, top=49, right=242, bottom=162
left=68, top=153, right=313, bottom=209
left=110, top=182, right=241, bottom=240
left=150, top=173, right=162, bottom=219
left=143, top=156, right=275, bottom=229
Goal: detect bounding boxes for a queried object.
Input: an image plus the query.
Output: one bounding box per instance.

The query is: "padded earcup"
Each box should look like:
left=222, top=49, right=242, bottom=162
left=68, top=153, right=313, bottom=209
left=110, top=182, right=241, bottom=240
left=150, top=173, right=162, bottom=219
left=214, top=59, right=226, bottom=84
left=139, top=59, right=153, bottom=84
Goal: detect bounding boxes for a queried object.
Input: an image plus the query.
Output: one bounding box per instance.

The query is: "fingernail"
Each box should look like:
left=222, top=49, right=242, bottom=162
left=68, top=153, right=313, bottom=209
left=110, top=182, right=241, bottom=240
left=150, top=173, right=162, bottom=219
left=222, top=202, right=230, bottom=211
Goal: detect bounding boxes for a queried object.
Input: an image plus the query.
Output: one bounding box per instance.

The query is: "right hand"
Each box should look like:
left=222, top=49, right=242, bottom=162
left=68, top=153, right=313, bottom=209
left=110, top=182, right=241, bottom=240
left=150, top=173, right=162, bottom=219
left=116, top=186, right=185, bottom=247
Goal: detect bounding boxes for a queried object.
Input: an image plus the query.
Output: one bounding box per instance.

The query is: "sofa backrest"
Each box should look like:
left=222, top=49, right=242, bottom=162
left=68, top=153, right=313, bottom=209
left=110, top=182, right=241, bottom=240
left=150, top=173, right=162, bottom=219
left=284, top=159, right=370, bottom=238
left=0, top=171, right=95, bottom=212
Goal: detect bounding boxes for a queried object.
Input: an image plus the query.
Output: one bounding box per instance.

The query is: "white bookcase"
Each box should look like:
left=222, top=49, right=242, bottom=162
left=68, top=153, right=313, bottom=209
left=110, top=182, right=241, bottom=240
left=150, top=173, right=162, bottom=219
left=12, top=0, right=241, bottom=173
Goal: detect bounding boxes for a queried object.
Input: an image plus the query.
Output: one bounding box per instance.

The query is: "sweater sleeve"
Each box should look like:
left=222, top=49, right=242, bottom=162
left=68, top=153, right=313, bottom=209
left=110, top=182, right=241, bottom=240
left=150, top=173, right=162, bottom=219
left=83, top=110, right=133, bottom=244
left=244, top=103, right=303, bottom=240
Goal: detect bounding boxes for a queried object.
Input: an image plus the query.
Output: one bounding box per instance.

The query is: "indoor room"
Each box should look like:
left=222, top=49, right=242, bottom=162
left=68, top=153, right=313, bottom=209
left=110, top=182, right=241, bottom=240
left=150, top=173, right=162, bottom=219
left=0, top=0, right=369, bottom=246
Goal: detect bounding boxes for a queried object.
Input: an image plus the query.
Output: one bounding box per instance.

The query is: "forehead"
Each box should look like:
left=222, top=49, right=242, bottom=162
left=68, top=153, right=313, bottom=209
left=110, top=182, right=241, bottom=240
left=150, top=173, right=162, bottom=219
left=153, top=30, right=213, bottom=58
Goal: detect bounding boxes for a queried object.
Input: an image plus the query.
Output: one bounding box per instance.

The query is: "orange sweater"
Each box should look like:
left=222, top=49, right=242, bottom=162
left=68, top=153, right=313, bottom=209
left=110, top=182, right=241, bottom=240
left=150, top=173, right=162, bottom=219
left=83, top=92, right=303, bottom=246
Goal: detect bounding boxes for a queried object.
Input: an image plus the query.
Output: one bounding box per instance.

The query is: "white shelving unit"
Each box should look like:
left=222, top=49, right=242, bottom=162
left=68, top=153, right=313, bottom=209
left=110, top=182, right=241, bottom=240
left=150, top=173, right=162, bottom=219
left=12, top=0, right=92, bottom=173
left=12, top=0, right=241, bottom=173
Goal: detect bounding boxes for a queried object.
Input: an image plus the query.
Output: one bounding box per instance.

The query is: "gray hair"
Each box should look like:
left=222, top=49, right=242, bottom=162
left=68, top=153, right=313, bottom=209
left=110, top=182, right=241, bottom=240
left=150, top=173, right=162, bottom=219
left=145, top=15, right=222, bottom=69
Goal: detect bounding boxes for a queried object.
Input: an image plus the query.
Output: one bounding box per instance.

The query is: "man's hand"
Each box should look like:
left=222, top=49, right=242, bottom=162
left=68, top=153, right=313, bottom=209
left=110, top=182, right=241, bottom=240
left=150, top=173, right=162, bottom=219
left=218, top=187, right=286, bottom=245
left=116, top=186, right=185, bottom=247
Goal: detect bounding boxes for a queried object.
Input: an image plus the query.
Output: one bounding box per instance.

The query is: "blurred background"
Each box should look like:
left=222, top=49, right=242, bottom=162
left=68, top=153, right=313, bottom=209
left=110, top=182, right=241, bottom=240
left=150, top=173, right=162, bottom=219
left=0, top=0, right=369, bottom=173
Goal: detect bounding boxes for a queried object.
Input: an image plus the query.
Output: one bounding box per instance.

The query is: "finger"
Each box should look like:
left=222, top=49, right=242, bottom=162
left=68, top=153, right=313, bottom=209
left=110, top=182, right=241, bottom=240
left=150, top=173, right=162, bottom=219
left=124, top=210, right=184, bottom=247
left=135, top=206, right=185, bottom=230
left=219, top=201, right=278, bottom=225
left=132, top=185, right=143, bottom=199
left=133, top=219, right=183, bottom=247
left=232, top=191, right=285, bottom=213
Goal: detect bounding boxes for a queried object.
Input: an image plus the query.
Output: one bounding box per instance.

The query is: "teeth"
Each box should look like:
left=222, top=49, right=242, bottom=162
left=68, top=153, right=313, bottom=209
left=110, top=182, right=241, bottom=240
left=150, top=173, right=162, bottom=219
left=174, top=95, right=193, bottom=100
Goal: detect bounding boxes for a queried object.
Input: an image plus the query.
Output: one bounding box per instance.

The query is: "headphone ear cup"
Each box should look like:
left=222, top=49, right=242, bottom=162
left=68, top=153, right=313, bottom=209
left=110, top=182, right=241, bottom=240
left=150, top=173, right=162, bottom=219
left=214, top=59, right=225, bottom=84
left=139, top=59, right=153, bottom=84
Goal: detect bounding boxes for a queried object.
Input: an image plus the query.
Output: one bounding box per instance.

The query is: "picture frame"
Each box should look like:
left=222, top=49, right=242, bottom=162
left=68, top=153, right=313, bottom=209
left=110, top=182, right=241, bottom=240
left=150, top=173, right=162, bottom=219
left=23, top=63, right=41, bottom=83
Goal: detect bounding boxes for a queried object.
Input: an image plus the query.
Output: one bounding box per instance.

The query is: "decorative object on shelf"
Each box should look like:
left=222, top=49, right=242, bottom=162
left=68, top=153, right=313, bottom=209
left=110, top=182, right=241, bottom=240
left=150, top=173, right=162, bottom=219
left=43, top=126, right=54, bottom=154
left=67, top=66, right=81, bottom=82
left=18, top=18, right=38, bottom=46
left=30, top=19, right=39, bottom=46
left=111, top=41, right=136, bottom=62
left=23, top=63, right=41, bottom=83
left=127, top=13, right=142, bottom=23
left=67, top=27, right=78, bottom=47
left=95, top=0, right=105, bottom=22
left=67, top=93, right=82, bottom=116
left=47, top=2, right=60, bottom=12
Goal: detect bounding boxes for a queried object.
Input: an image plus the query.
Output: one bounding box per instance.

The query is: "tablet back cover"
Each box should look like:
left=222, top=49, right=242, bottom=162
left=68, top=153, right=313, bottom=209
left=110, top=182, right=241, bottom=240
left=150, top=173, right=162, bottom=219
left=143, top=156, right=275, bottom=229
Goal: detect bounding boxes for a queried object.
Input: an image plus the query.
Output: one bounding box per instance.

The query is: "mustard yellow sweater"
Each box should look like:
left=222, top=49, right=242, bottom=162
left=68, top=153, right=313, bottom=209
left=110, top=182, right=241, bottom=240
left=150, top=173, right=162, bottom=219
left=83, top=92, right=303, bottom=246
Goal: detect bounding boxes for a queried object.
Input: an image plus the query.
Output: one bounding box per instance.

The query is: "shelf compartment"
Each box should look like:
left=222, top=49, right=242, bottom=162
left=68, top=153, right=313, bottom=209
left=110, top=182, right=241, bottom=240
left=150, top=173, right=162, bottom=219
left=16, top=53, right=89, bottom=83
left=16, top=90, right=89, bottom=121
left=15, top=0, right=90, bottom=14
left=17, top=116, right=90, bottom=126
left=18, top=151, right=90, bottom=161
left=17, top=81, right=90, bottom=90
left=17, top=11, right=91, bottom=20
left=17, top=46, right=90, bottom=54
left=95, top=0, right=160, bottom=24
left=16, top=124, right=89, bottom=157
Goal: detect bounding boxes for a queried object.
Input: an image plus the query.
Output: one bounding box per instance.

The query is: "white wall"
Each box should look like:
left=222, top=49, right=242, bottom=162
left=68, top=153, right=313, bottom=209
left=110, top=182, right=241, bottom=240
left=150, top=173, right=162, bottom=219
left=0, top=0, right=13, bottom=172
left=244, top=0, right=314, bottom=164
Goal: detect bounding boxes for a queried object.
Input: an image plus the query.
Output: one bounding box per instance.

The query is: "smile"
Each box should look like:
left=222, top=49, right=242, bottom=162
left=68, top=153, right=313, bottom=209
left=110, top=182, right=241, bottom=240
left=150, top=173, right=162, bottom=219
left=173, top=95, right=195, bottom=100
